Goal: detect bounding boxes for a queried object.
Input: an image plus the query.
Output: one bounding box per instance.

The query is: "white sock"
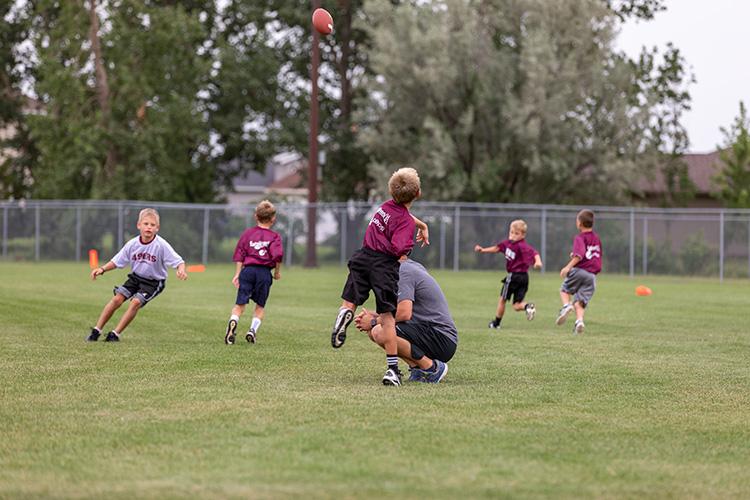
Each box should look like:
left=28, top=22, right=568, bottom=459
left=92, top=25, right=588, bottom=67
left=230, top=314, right=239, bottom=323
left=250, top=317, right=261, bottom=333
left=112, top=330, right=119, bottom=337
left=93, top=326, right=101, bottom=333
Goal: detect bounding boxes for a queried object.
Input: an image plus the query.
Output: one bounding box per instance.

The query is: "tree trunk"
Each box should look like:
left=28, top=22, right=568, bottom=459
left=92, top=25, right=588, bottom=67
left=87, top=0, right=117, bottom=181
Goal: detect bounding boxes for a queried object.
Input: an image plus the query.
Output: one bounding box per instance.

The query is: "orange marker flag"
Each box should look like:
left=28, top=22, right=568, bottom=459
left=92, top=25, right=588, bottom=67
left=88, top=249, right=99, bottom=269
left=186, top=264, right=206, bottom=273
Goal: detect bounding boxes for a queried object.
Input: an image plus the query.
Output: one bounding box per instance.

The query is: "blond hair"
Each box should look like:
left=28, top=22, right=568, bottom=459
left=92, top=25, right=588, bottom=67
left=138, top=208, right=160, bottom=224
left=255, top=200, right=276, bottom=224
left=388, top=167, right=421, bottom=204
left=510, top=219, right=527, bottom=235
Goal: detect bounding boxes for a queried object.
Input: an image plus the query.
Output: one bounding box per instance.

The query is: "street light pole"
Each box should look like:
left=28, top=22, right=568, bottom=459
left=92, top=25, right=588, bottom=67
left=305, top=0, right=321, bottom=268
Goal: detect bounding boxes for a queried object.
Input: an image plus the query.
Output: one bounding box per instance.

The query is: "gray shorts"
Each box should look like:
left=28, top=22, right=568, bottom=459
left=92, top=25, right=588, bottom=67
left=560, top=268, right=596, bottom=306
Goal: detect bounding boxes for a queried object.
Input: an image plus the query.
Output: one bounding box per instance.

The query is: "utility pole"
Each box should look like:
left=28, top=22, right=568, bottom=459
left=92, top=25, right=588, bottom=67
left=305, top=0, right=321, bottom=267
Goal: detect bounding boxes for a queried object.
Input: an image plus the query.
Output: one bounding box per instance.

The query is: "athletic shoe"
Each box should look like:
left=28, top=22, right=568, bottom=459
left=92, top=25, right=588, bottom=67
left=382, top=368, right=402, bottom=386
left=86, top=328, right=101, bottom=342
left=555, top=303, right=574, bottom=326
left=104, top=331, right=120, bottom=342
left=224, top=319, right=237, bottom=345
left=245, top=329, right=256, bottom=344
left=574, top=319, right=585, bottom=335
left=408, top=367, right=426, bottom=382
left=331, top=309, right=353, bottom=349
left=525, top=303, right=536, bottom=321
left=423, top=360, right=448, bottom=383
left=488, top=320, right=500, bottom=329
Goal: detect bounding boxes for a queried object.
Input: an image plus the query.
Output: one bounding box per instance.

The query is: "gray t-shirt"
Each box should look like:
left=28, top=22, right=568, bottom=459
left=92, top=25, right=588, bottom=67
left=398, top=259, right=458, bottom=344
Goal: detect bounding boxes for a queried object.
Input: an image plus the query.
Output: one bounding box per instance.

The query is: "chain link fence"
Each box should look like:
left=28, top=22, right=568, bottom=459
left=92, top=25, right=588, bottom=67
left=2, top=200, right=750, bottom=281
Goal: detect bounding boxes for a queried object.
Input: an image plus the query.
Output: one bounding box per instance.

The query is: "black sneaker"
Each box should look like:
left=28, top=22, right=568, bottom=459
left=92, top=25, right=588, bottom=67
left=382, top=367, right=402, bottom=386
left=331, top=309, right=354, bottom=349
left=225, top=319, right=237, bottom=345
left=245, top=329, right=256, bottom=344
left=104, top=331, right=120, bottom=342
left=488, top=320, right=500, bottom=329
left=86, top=328, right=101, bottom=342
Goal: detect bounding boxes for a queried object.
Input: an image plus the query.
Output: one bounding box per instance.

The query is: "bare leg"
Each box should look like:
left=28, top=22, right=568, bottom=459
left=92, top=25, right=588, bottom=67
left=95, top=294, right=126, bottom=330
left=253, top=304, right=265, bottom=320
left=512, top=302, right=527, bottom=312
left=560, top=291, right=572, bottom=305
left=231, top=303, right=247, bottom=318
left=574, top=301, right=586, bottom=322
left=113, top=298, right=142, bottom=334
left=495, top=298, right=506, bottom=319
left=369, top=326, right=432, bottom=370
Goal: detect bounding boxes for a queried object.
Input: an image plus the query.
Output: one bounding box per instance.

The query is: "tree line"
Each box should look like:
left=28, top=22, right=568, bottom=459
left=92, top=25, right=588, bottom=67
left=0, top=0, right=712, bottom=204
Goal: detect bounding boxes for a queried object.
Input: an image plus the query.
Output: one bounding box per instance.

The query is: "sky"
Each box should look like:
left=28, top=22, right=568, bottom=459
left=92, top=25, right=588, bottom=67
left=616, top=0, right=750, bottom=153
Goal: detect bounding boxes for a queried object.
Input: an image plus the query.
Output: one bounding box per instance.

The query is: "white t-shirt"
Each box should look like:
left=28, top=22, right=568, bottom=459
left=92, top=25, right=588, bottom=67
left=110, top=235, right=184, bottom=281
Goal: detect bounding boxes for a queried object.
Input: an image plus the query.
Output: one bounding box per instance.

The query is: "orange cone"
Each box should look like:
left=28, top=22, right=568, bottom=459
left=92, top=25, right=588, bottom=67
left=635, top=285, right=652, bottom=296
left=88, top=249, right=99, bottom=269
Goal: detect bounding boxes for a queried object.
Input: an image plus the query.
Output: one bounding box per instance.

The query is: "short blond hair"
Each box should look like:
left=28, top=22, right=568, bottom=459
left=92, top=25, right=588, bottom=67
left=255, top=200, right=276, bottom=224
left=510, top=219, right=527, bottom=235
left=577, top=209, right=594, bottom=228
left=138, top=208, right=160, bottom=224
left=388, top=167, right=421, bottom=204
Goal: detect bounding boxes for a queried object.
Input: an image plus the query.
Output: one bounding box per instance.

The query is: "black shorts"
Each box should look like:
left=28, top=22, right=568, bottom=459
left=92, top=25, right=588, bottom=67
left=114, top=273, right=165, bottom=307
left=396, top=320, right=457, bottom=363
left=236, top=265, right=273, bottom=307
left=341, top=248, right=400, bottom=314
left=500, top=272, right=529, bottom=304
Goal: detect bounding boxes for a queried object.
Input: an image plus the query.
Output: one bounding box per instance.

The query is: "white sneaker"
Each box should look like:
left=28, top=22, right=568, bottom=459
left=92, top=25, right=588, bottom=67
left=574, top=320, right=585, bottom=335
left=525, top=303, right=536, bottom=321
left=556, top=303, right=574, bottom=326
left=382, top=368, right=402, bottom=386
left=245, top=329, right=256, bottom=344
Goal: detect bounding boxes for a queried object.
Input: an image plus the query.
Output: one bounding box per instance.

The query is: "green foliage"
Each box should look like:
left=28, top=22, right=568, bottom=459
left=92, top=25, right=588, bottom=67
left=713, top=101, right=750, bottom=208
left=679, top=231, right=715, bottom=275
left=359, top=0, right=692, bottom=204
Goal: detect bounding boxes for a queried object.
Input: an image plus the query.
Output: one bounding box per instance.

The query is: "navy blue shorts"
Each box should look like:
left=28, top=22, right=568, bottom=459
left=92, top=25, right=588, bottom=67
left=236, top=265, right=273, bottom=307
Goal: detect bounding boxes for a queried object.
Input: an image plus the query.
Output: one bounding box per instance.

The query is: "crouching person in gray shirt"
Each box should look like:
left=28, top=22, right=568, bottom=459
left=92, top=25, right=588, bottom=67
left=354, top=257, right=458, bottom=383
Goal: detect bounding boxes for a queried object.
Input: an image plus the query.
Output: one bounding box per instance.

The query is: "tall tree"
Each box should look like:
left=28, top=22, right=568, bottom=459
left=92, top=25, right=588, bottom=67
left=358, top=0, right=692, bottom=204
left=714, top=101, right=750, bottom=208
left=0, top=0, right=37, bottom=199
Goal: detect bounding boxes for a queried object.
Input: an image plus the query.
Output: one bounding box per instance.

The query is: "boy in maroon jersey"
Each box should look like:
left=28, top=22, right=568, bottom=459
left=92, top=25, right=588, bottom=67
left=224, top=200, right=283, bottom=344
left=556, top=209, right=602, bottom=334
left=330, top=167, right=427, bottom=386
left=475, top=219, right=543, bottom=329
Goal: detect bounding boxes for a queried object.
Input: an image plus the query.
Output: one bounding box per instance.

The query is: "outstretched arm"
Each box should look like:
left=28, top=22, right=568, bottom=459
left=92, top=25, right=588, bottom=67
left=412, top=215, right=430, bottom=247
left=90, top=261, right=116, bottom=280
left=474, top=244, right=501, bottom=253
left=533, top=254, right=543, bottom=269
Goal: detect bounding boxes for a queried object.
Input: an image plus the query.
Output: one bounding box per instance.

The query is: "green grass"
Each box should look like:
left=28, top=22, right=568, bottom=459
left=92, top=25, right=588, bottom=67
left=1, top=262, right=749, bottom=499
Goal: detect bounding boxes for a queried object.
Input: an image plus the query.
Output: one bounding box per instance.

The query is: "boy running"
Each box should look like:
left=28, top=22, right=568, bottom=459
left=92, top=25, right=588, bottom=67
left=475, top=219, right=542, bottom=329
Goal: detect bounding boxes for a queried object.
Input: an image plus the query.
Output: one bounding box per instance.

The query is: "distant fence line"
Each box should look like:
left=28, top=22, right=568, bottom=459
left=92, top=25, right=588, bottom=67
left=2, top=200, right=750, bottom=281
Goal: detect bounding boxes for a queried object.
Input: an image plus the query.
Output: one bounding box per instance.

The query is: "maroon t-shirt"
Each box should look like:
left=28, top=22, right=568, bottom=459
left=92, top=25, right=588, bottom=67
left=362, top=199, right=415, bottom=257
left=572, top=231, right=602, bottom=274
left=496, top=238, right=539, bottom=273
left=233, top=226, right=284, bottom=267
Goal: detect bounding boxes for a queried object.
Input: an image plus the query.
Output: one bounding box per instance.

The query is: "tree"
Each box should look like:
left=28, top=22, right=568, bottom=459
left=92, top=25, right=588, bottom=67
left=714, top=101, right=750, bottom=208
left=0, top=1, right=37, bottom=199
left=358, top=0, right=692, bottom=204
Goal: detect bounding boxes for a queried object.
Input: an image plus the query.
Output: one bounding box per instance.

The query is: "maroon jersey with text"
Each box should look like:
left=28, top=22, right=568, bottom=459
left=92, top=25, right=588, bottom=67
left=572, top=231, right=602, bottom=274
left=233, top=226, right=283, bottom=267
left=362, top=199, right=415, bottom=257
left=496, top=238, right=539, bottom=273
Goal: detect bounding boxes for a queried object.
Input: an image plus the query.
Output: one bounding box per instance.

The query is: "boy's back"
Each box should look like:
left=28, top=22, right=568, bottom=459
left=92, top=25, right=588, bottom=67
left=363, top=199, right=415, bottom=258
left=233, top=225, right=284, bottom=268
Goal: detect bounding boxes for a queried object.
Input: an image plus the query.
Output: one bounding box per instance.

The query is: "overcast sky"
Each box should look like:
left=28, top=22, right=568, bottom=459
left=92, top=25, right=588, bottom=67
left=616, top=0, right=750, bottom=153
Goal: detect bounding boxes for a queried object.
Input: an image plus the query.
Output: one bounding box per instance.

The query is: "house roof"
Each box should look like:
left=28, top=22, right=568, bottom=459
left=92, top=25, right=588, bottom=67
left=638, top=151, right=723, bottom=194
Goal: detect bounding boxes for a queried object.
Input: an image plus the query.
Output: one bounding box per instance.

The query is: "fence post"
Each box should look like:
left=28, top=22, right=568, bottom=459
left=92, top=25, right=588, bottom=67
left=453, top=205, right=461, bottom=272
left=286, top=212, right=294, bottom=267
left=202, top=207, right=210, bottom=265
left=440, top=215, right=446, bottom=270
left=76, top=206, right=81, bottom=262
left=719, top=211, right=724, bottom=283
left=117, top=203, right=124, bottom=250
left=629, top=209, right=635, bottom=278
left=2, top=206, right=7, bottom=258
left=642, top=217, right=648, bottom=275
left=35, top=204, right=40, bottom=261
left=540, top=207, right=547, bottom=274
left=340, top=208, right=347, bottom=266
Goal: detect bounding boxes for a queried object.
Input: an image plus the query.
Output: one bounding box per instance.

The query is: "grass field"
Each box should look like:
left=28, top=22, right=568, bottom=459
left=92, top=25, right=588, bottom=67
left=1, top=262, right=749, bottom=499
